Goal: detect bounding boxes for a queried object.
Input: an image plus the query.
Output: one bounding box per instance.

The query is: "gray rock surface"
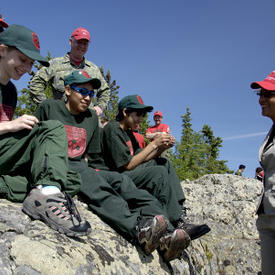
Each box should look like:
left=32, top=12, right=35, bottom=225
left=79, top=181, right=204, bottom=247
left=0, top=174, right=262, bottom=274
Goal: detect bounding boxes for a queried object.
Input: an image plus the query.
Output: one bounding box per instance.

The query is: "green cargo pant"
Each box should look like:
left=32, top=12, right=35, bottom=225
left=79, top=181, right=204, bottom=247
left=0, top=169, right=81, bottom=202
left=69, top=160, right=174, bottom=241
left=144, top=157, right=186, bottom=204
left=0, top=120, right=70, bottom=201
left=123, top=164, right=182, bottom=225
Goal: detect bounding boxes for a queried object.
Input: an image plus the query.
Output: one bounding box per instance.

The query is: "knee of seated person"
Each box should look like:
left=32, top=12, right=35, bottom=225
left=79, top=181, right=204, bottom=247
left=153, top=166, right=168, bottom=178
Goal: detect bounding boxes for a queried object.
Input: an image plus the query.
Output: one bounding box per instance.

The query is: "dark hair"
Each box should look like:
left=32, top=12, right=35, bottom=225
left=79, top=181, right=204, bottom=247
left=116, top=108, right=147, bottom=121
left=255, top=167, right=263, bottom=173
left=239, top=164, right=246, bottom=169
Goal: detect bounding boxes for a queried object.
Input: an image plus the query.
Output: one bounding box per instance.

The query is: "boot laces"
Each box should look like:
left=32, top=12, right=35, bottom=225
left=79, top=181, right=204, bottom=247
left=63, top=192, right=82, bottom=224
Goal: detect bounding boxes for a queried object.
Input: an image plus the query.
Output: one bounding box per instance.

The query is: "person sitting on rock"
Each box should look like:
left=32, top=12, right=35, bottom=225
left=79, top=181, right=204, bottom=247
left=101, top=94, right=211, bottom=244
left=34, top=70, right=191, bottom=262
left=0, top=24, right=91, bottom=237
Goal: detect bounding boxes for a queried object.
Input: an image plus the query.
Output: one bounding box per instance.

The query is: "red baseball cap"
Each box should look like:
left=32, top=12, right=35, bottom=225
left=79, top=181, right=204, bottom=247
left=71, top=27, right=90, bottom=41
left=251, top=71, right=275, bottom=91
left=0, top=18, right=9, bottom=28
left=154, top=111, right=163, bottom=117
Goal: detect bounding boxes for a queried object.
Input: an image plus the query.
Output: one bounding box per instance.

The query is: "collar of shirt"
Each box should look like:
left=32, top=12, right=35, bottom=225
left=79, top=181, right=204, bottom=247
left=63, top=53, right=91, bottom=68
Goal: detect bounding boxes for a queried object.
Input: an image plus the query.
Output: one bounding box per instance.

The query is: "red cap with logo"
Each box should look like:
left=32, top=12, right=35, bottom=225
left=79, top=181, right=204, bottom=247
left=154, top=111, right=163, bottom=117
left=71, top=27, right=91, bottom=41
left=251, top=71, right=275, bottom=91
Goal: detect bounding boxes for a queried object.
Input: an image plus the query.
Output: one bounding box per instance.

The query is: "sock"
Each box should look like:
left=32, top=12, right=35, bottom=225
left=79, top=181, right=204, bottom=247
left=37, top=185, right=61, bottom=195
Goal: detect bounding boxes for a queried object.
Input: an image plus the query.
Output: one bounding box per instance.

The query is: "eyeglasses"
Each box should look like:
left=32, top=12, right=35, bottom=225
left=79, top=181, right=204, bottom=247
left=256, top=90, right=275, bottom=98
left=70, top=86, right=95, bottom=97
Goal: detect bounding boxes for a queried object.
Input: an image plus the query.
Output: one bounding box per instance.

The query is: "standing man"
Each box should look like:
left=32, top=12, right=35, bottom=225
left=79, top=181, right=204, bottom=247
left=28, top=27, right=110, bottom=116
left=146, top=111, right=170, bottom=141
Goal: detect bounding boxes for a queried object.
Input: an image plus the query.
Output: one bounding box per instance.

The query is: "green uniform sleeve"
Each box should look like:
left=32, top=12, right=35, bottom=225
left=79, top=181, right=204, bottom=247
left=34, top=100, right=50, bottom=121
left=86, top=117, right=101, bottom=156
left=102, top=121, right=133, bottom=171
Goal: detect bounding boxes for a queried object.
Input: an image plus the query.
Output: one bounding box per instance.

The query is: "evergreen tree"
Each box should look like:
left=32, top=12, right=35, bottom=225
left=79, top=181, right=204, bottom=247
left=138, top=113, right=151, bottom=145
left=171, top=107, right=232, bottom=180
left=99, top=66, right=119, bottom=121
left=201, top=124, right=233, bottom=174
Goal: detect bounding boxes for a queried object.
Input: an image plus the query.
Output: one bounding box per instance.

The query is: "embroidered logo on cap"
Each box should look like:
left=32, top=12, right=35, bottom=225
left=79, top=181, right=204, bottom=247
left=136, top=95, right=144, bottom=104
left=32, top=32, right=40, bottom=50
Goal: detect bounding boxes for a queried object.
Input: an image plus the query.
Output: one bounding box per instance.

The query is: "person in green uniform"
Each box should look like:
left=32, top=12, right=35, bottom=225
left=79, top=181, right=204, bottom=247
left=34, top=70, right=191, bottom=262
left=0, top=24, right=91, bottom=237
left=28, top=27, right=110, bottom=116
left=102, top=94, right=211, bottom=241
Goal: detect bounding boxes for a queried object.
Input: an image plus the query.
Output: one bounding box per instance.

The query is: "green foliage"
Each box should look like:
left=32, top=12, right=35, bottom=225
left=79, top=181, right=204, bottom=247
left=138, top=113, right=151, bottom=145
left=170, top=107, right=232, bottom=180
left=99, top=66, right=120, bottom=121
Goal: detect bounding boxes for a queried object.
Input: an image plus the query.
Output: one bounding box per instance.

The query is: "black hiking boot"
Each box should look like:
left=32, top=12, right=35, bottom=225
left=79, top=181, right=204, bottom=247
left=177, top=207, right=210, bottom=240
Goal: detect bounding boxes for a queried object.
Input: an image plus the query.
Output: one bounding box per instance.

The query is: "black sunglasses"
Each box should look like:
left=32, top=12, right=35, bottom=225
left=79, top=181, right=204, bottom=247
left=136, top=110, right=147, bottom=117
left=256, top=90, right=275, bottom=98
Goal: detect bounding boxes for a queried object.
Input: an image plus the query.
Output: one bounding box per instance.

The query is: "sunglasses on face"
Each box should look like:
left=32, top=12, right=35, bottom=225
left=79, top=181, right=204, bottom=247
left=70, top=86, right=95, bottom=97
left=256, top=90, right=275, bottom=98
left=136, top=110, right=147, bottom=117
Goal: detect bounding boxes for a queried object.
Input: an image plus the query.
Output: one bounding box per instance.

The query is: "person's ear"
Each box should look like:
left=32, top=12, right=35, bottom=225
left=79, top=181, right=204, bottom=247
left=0, top=44, right=7, bottom=57
left=69, top=38, right=72, bottom=47
left=65, top=85, right=72, bottom=97
left=122, top=108, right=128, bottom=117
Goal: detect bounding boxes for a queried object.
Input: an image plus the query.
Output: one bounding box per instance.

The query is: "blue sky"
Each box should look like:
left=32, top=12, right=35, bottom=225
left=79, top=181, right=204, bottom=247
left=2, top=0, right=275, bottom=177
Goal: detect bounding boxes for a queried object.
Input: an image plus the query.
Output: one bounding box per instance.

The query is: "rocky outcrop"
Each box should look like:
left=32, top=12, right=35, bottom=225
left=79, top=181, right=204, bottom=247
left=0, top=174, right=263, bottom=274
left=182, top=174, right=262, bottom=275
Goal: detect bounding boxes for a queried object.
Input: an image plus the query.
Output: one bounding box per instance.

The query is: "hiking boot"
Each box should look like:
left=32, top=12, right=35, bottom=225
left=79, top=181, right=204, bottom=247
left=177, top=218, right=210, bottom=240
left=159, top=229, right=191, bottom=262
left=177, top=207, right=210, bottom=240
left=22, top=188, right=91, bottom=237
left=136, top=215, right=168, bottom=255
